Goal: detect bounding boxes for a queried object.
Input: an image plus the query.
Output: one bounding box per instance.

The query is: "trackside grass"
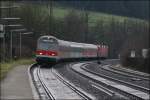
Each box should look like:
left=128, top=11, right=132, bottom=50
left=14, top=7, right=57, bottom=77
left=0, top=58, right=35, bottom=80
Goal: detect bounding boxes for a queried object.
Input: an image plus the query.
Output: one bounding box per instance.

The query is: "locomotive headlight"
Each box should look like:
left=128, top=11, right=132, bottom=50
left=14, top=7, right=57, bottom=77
left=39, top=52, right=43, bottom=55
left=51, top=53, right=55, bottom=56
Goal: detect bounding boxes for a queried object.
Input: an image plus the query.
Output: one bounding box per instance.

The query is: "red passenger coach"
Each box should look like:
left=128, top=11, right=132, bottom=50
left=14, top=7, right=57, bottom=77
left=97, top=45, right=108, bottom=59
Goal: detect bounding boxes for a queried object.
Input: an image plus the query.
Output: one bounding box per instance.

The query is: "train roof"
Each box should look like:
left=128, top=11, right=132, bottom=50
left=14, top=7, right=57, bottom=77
left=58, top=39, right=97, bottom=49
left=38, top=35, right=97, bottom=49
left=38, top=35, right=58, bottom=40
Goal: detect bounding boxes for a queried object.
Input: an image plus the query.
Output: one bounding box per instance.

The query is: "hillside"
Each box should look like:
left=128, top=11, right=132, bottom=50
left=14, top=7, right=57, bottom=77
left=2, top=2, right=148, bottom=59
left=43, top=6, right=147, bottom=26
left=55, top=1, right=149, bottom=20
left=18, top=0, right=149, bottom=20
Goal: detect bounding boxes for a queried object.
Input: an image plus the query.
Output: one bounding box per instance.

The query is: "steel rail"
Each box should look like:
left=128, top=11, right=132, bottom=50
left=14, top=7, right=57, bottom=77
left=70, top=62, right=149, bottom=100
left=28, top=63, right=40, bottom=99
left=89, top=81, right=116, bottom=97
left=30, top=63, right=90, bottom=100
left=82, top=65, right=150, bottom=93
left=100, top=65, right=150, bottom=81
left=37, top=66, right=55, bottom=100
left=52, top=68, right=94, bottom=100
left=29, top=64, right=54, bottom=99
left=101, top=65, right=150, bottom=81
left=109, top=65, right=150, bottom=79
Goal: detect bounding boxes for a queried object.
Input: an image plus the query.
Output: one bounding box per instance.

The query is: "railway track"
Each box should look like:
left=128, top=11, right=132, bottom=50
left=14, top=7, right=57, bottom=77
left=71, top=62, right=150, bottom=100
left=109, top=65, right=150, bottom=80
left=86, top=63, right=150, bottom=91
left=100, top=64, right=150, bottom=81
left=55, top=62, right=126, bottom=100
left=101, top=59, right=150, bottom=80
left=29, top=63, right=94, bottom=100
left=82, top=64, right=150, bottom=93
left=29, top=64, right=54, bottom=99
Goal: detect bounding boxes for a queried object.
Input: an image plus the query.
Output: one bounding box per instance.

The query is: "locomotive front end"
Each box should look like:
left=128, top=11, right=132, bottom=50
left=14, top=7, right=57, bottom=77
left=36, top=36, right=59, bottom=64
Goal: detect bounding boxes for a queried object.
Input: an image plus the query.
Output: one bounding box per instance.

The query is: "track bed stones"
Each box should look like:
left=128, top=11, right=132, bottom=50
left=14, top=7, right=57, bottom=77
left=30, top=64, right=93, bottom=99
left=71, top=62, right=149, bottom=100
left=85, top=63, right=150, bottom=90
left=55, top=63, right=125, bottom=100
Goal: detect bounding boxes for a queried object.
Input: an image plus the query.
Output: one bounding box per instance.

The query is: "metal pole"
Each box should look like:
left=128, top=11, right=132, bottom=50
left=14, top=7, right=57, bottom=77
left=19, top=32, right=21, bottom=58
left=84, top=10, right=89, bottom=42
left=3, top=25, right=6, bottom=61
left=47, top=0, right=53, bottom=35
left=10, top=30, right=12, bottom=60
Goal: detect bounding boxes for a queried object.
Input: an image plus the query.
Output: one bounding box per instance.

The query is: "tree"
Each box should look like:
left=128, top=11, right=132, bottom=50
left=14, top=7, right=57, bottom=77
left=63, top=9, right=86, bottom=42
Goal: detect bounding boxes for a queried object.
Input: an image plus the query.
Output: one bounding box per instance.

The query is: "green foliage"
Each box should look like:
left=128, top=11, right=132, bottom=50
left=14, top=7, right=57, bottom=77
left=2, top=2, right=149, bottom=59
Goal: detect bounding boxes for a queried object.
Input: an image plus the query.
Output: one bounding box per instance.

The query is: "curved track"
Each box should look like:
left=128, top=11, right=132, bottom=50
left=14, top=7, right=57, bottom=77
left=29, top=62, right=149, bottom=100
left=109, top=65, right=150, bottom=80
left=55, top=62, right=126, bottom=100
left=85, top=63, right=150, bottom=92
left=101, top=59, right=150, bottom=80
left=29, top=64, right=54, bottom=99
left=29, top=63, right=94, bottom=100
left=71, top=62, right=150, bottom=100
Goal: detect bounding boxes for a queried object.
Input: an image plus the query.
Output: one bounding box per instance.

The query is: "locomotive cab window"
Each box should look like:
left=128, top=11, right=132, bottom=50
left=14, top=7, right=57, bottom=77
left=37, top=37, right=58, bottom=50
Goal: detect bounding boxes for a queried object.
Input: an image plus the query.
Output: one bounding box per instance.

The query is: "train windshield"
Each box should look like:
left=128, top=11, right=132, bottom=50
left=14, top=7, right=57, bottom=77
left=37, top=37, right=58, bottom=50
